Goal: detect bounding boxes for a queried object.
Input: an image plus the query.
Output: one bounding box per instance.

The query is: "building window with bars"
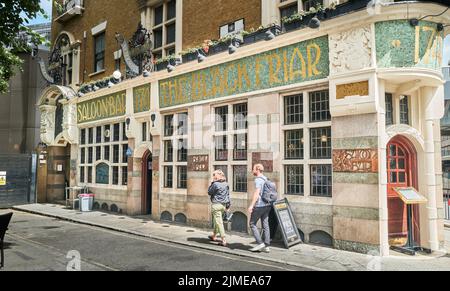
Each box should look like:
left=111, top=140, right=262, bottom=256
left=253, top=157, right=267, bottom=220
left=233, top=165, right=247, bottom=192
left=309, top=90, right=330, bottom=122
left=94, top=32, right=105, bottom=73
left=399, top=95, right=409, bottom=125
left=311, top=164, right=332, bottom=197
left=385, top=93, right=394, bottom=126
left=310, top=127, right=331, bottom=159
left=213, top=102, right=248, bottom=193
left=79, top=122, right=128, bottom=187
left=162, top=112, right=188, bottom=189
left=151, top=0, right=177, bottom=59
left=285, top=94, right=303, bottom=125
left=285, top=165, right=304, bottom=195
left=282, top=89, right=332, bottom=198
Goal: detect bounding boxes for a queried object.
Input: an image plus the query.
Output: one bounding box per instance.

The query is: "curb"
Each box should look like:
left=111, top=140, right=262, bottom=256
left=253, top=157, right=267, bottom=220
left=11, top=206, right=326, bottom=271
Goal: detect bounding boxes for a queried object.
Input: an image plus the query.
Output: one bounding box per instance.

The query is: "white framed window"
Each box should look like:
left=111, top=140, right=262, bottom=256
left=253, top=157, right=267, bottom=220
left=212, top=102, right=249, bottom=193
left=219, top=19, right=244, bottom=39
left=384, top=93, right=410, bottom=127
left=79, top=122, right=128, bottom=187
left=94, top=32, right=105, bottom=73
left=162, top=112, right=188, bottom=190
left=151, top=0, right=177, bottom=60
left=281, top=88, right=332, bottom=198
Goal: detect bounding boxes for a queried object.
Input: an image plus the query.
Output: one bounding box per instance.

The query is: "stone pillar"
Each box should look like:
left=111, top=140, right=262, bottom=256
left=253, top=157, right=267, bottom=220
left=185, top=104, right=212, bottom=228
left=422, top=87, right=440, bottom=251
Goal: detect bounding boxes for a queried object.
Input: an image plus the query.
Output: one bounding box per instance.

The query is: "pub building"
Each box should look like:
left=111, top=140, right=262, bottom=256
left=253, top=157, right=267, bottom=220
left=37, top=0, right=449, bottom=255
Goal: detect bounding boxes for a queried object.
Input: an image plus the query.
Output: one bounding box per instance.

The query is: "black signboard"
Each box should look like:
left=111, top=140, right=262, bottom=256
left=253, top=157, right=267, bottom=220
left=272, top=198, right=302, bottom=248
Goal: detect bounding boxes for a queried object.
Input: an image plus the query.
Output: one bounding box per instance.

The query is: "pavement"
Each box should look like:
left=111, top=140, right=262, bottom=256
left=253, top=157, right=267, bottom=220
left=6, top=204, right=450, bottom=271
left=1, top=211, right=309, bottom=271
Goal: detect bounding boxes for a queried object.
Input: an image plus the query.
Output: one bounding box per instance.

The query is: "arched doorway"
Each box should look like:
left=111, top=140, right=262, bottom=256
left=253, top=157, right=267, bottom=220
left=141, top=150, right=153, bottom=215
left=386, top=135, right=420, bottom=246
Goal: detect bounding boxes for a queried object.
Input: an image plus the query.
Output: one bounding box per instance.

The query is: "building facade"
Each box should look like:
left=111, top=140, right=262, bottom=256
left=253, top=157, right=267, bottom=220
left=0, top=23, right=51, bottom=207
left=38, top=0, right=449, bottom=255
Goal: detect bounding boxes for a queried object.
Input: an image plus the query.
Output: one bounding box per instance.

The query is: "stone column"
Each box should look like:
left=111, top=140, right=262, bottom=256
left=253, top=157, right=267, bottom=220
left=422, top=87, right=440, bottom=251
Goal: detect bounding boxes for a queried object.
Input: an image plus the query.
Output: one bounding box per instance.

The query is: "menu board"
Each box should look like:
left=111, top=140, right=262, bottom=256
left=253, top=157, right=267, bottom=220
left=272, top=198, right=302, bottom=248
left=394, top=187, right=428, bottom=205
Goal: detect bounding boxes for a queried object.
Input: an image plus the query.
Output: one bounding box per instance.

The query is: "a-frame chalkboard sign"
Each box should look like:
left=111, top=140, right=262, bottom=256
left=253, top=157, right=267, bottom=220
left=272, top=198, right=302, bottom=248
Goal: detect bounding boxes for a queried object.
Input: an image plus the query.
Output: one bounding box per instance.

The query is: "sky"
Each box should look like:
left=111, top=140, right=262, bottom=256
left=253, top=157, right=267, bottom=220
left=24, top=0, right=52, bottom=25
left=24, top=0, right=450, bottom=66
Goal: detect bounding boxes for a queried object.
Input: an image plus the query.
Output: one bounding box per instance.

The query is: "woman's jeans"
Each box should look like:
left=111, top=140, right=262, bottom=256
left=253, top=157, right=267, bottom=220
left=212, top=203, right=226, bottom=238
left=250, top=206, right=271, bottom=246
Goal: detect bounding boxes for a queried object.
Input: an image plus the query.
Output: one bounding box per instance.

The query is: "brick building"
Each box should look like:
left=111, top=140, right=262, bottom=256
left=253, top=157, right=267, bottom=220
left=37, top=0, right=449, bottom=255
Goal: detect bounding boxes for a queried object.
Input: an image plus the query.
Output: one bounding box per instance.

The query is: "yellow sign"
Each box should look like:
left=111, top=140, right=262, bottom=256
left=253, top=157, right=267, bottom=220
left=77, top=91, right=127, bottom=124
left=336, top=81, right=369, bottom=100
left=133, top=84, right=151, bottom=113
left=0, top=173, right=6, bottom=186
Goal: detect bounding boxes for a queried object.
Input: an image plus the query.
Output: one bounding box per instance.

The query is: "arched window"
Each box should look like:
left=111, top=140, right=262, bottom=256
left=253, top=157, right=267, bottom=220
left=161, top=211, right=173, bottom=222
left=174, top=213, right=187, bottom=224
left=230, top=212, right=248, bottom=233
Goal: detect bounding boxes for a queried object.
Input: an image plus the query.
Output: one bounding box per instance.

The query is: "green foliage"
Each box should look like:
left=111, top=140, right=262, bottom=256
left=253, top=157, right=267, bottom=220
left=0, top=0, right=52, bottom=93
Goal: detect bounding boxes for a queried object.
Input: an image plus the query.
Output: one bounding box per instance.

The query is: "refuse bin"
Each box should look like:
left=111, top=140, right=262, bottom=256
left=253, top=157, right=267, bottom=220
left=79, top=194, right=95, bottom=212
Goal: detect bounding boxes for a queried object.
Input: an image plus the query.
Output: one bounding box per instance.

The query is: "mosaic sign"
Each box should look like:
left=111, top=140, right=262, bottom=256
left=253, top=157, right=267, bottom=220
left=252, top=152, right=274, bottom=173
left=133, top=84, right=151, bottom=113
left=376, top=20, right=443, bottom=70
left=188, top=155, right=209, bottom=172
left=333, top=149, right=378, bottom=173
left=77, top=91, right=126, bottom=124
left=159, top=35, right=329, bottom=108
left=336, top=81, right=369, bottom=100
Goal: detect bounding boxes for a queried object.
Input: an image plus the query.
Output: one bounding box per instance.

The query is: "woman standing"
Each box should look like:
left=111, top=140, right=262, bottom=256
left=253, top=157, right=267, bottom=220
left=207, top=170, right=230, bottom=247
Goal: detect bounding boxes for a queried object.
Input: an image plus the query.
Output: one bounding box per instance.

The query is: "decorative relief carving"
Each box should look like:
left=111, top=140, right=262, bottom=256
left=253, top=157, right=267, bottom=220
left=336, top=81, right=369, bottom=99
left=188, top=155, right=209, bottom=172
left=39, top=105, right=56, bottom=145
left=333, top=149, right=378, bottom=173
left=330, top=26, right=372, bottom=74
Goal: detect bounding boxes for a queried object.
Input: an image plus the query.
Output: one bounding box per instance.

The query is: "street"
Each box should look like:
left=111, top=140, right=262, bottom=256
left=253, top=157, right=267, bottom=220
left=1, top=211, right=309, bottom=271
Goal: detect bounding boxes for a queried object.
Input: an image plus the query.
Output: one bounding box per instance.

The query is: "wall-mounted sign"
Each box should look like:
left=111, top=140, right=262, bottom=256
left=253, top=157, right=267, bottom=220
left=188, top=155, right=209, bottom=172
left=77, top=91, right=126, bottom=124
left=159, top=35, right=329, bottom=108
left=252, top=152, right=274, bottom=173
left=0, top=171, right=6, bottom=186
left=336, top=81, right=369, bottom=100
left=376, top=20, right=443, bottom=70
left=272, top=198, right=302, bottom=248
left=133, top=84, right=151, bottom=113
left=333, top=149, right=378, bottom=173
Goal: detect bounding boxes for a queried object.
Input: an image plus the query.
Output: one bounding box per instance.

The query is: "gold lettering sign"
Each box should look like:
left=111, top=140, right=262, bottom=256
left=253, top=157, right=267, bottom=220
left=333, top=149, right=378, bottom=173
left=133, top=84, right=151, bottom=113
left=77, top=91, right=126, bottom=124
left=336, top=81, right=369, bottom=100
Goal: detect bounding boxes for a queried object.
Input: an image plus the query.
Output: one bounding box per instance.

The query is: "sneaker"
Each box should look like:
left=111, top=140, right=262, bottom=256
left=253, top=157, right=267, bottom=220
left=250, top=243, right=266, bottom=252
left=263, top=247, right=270, bottom=253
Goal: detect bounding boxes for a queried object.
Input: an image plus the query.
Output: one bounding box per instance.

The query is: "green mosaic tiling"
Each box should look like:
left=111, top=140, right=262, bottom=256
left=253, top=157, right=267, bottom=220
left=133, top=84, right=151, bottom=113
left=159, top=35, right=329, bottom=108
left=376, top=20, right=443, bottom=69
left=77, top=91, right=126, bottom=123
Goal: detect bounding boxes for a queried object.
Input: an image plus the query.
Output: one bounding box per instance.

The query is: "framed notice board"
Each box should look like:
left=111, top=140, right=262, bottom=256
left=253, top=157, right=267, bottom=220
left=272, top=198, right=302, bottom=248
left=393, top=187, right=428, bottom=205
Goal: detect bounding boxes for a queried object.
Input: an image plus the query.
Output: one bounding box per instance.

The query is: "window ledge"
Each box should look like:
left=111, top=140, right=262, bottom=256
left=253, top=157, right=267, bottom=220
left=89, top=70, right=106, bottom=78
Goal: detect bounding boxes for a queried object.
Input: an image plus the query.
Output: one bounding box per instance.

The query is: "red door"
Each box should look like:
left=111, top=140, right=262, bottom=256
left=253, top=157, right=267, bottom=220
left=387, top=136, right=420, bottom=245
